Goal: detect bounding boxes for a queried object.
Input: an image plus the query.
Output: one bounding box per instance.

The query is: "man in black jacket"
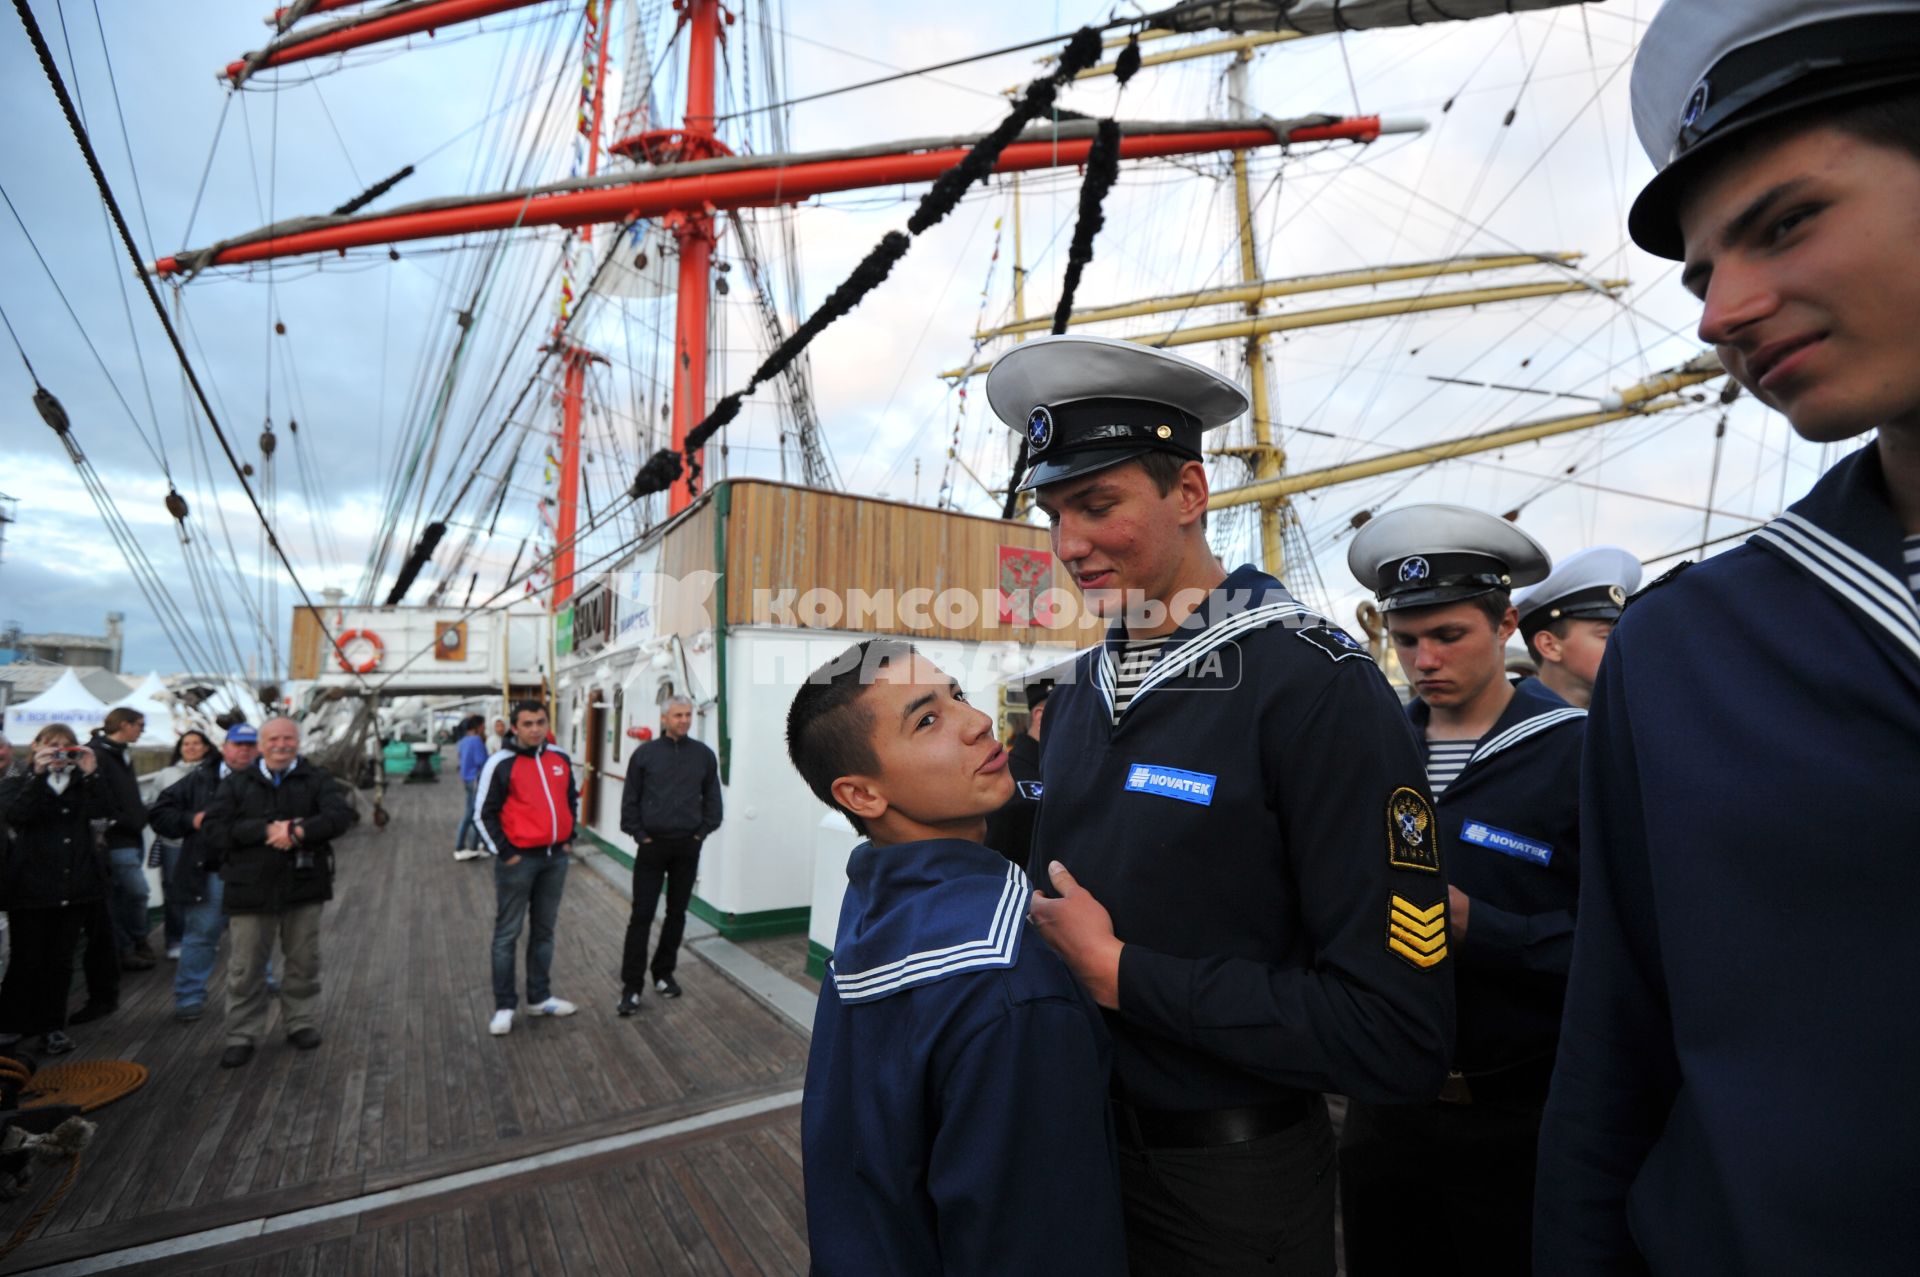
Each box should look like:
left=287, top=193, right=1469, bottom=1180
left=202, top=716, right=356, bottom=1068
left=149, top=724, right=260, bottom=1022
left=616, top=695, right=722, bottom=1012
left=88, top=707, right=154, bottom=971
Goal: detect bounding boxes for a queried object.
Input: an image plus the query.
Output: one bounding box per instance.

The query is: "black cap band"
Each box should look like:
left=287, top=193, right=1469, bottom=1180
left=1519, top=584, right=1627, bottom=642
left=1375, top=551, right=1514, bottom=612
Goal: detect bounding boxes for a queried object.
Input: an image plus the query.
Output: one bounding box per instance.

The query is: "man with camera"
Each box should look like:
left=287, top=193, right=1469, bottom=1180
left=201, top=716, right=356, bottom=1069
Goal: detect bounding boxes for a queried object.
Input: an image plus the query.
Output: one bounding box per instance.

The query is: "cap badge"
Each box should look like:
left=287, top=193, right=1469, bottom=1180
left=1397, top=556, right=1431, bottom=583
left=1027, top=405, right=1054, bottom=453
left=1609, top=584, right=1628, bottom=606
left=1681, top=79, right=1710, bottom=130
left=1156, top=424, right=1173, bottom=439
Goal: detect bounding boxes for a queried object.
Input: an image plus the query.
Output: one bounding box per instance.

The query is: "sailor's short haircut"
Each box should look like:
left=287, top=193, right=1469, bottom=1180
left=510, top=699, right=547, bottom=725
left=785, top=639, right=916, bottom=838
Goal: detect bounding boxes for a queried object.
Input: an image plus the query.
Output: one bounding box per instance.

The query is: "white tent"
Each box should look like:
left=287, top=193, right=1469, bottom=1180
left=3, top=667, right=110, bottom=736
left=113, top=672, right=183, bottom=747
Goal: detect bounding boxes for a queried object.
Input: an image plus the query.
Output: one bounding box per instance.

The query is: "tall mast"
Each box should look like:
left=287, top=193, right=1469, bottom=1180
left=668, top=0, right=723, bottom=514
left=1224, top=48, right=1284, bottom=575
left=552, top=0, right=614, bottom=611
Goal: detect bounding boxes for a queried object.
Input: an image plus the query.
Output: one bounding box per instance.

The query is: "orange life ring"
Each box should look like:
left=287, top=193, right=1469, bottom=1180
left=334, top=628, right=385, bottom=674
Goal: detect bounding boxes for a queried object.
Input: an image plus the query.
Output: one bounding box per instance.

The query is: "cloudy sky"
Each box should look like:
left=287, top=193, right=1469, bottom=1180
left=0, top=0, right=1824, bottom=674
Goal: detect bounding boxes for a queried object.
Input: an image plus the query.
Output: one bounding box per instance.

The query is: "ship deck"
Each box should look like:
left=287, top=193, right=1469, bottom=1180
left=0, top=774, right=816, bottom=1275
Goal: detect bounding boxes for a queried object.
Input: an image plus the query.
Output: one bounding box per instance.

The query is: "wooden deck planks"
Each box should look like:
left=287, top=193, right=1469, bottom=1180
left=0, top=772, right=812, bottom=1274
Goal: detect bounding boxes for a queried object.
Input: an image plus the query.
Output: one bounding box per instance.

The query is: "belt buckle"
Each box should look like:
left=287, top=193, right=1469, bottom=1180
left=1438, top=1071, right=1474, bottom=1105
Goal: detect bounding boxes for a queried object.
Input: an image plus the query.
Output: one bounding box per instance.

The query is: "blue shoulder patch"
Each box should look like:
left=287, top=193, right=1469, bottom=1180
left=1297, top=622, right=1372, bottom=663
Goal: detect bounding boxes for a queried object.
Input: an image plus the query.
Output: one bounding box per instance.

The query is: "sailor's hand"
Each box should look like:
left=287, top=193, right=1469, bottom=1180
left=1448, top=885, right=1470, bottom=939
left=1029, top=861, right=1123, bottom=1009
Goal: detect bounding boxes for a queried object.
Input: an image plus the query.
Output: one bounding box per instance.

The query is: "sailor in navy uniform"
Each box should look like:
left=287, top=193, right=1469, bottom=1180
left=1339, top=505, right=1584, bottom=1277
left=983, top=679, right=1050, bottom=867
left=1511, top=546, right=1641, bottom=709
left=990, top=334, right=1453, bottom=1276
left=1537, top=1, right=1920, bottom=1272
left=805, top=841, right=1126, bottom=1277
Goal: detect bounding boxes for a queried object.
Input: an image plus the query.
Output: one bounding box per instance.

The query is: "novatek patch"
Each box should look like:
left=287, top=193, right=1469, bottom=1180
left=1016, top=780, right=1043, bottom=801
left=1460, top=819, right=1552, bottom=867
left=1388, top=894, right=1447, bottom=969
left=1123, top=763, right=1217, bottom=806
left=1386, top=787, right=1440, bottom=873
left=1296, top=622, right=1372, bottom=663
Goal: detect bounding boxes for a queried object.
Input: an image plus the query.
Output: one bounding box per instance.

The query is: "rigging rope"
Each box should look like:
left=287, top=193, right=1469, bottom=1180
left=10, top=0, right=374, bottom=694
left=627, top=22, right=1109, bottom=502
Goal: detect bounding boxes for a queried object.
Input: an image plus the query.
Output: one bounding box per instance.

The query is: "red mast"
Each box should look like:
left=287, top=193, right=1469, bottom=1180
left=666, top=0, right=723, bottom=514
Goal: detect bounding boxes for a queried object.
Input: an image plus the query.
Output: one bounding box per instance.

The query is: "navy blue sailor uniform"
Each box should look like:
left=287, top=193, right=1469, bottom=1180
left=1538, top=442, right=1920, bottom=1274
left=802, top=838, right=1126, bottom=1277
left=1032, top=564, right=1455, bottom=1268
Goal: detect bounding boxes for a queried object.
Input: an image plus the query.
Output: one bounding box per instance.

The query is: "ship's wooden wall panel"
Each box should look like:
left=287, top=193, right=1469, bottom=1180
left=719, top=480, right=1073, bottom=645
left=290, top=607, right=325, bottom=680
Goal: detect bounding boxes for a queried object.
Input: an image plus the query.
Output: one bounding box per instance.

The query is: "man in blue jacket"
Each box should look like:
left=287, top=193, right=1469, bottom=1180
left=1340, top=505, right=1583, bottom=1276
left=787, top=638, right=1126, bottom=1277
left=454, top=715, right=489, bottom=861
left=1536, top=2, right=1920, bottom=1271
left=149, top=724, right=260, bottom=1021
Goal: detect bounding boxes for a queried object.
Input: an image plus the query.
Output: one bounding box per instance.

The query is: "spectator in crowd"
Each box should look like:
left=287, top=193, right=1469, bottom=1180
left=477, top=701, right=580, bottom=1036
left=88, top=707, right=153, bottom=972
left=202, top=716, right=356, bottom=1069
left=0, top=725, right=107, bottom=1056
left=487, top=717, right=507, bottom=755
left=616, top=695, right=722, bottom=1013
left=143, top=729, right=215, bottom=961
left=149, top=724, right=259, bottom=1022
left=454, top=715, right=489, bottom=861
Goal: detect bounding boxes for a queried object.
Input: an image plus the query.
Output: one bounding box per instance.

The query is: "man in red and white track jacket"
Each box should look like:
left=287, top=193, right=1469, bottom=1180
left=475, top=701, right=581, bottom=1035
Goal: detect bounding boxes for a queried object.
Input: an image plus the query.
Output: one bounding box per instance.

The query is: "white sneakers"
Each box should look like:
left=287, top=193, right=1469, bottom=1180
left=492, top=999, right=576, bottom=1036
left=454, top=848, right=486, bottom=861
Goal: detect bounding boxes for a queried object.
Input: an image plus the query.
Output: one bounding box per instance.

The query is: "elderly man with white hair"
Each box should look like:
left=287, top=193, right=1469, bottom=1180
left=615, top=694, right=723, bottom=1015
left=202, top=716, right=356, bottom=1069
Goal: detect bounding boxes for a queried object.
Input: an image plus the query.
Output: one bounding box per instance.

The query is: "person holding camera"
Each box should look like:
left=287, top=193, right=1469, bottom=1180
left=0, top=724, right=108, bottom=1055
left=201, top=716, right=356, bottom=1069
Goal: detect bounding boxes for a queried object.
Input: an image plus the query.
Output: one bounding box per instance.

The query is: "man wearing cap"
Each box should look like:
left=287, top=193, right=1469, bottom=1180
left=1511, top=547, right=1641, bottom=710
left=148, top=724, right=260, bottom=1021
left=1537, top=2, right=1920, bottom=1271
left=997, top=334, right=1453, bottom=1275
left=1337, top=505, right=1585, bottom=1276
left=982, top=678, right=1049, bottom=867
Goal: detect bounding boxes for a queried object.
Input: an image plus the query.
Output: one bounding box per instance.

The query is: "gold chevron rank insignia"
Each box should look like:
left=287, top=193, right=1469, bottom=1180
left=1388, top=894, right=1448, bottom=969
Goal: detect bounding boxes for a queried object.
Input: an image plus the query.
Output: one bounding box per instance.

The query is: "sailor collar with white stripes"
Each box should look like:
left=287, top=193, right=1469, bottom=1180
left=829, top=840, right=1029, bottom=1005
left=1087, top=564, right=1324, bottom=723
left=1409, top=678, right=1584, bottom=787
left=1746, top=442, right=1920, bottom=671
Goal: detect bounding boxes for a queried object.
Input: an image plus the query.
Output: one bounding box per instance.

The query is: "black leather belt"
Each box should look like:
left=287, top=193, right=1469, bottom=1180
left=1113, top=1093, right=1312, bottom=1150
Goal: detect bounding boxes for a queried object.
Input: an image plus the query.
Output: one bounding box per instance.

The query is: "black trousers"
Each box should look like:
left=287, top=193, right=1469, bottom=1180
left=0, top=905, right=87, bottom=1036
left=1338, top=1091, right=1546, bottom=1277
left=77, top=895, right=120, bottom=1005
left=621, top=835, right=701, bottom=990
left=1117, top=1097, right=1336, bottom=1276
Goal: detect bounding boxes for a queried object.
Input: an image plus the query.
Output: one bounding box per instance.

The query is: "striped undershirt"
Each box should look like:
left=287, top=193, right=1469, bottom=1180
left=1425, top=738, right=1480, bottom=797
left=1906, top=536, right=1920, bottom=606
left=1111, top=637, right=1168, bottom=724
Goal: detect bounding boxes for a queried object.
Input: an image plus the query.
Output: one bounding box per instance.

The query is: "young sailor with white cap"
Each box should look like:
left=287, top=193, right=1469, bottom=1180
left=999, top=335, right=1453, bottom=1275
left=1510, top=546, right=1642, bottom=709
left=1338, top=505, right=1585, bottom=1277
left=1538, top=2, right=1920, bottom=1272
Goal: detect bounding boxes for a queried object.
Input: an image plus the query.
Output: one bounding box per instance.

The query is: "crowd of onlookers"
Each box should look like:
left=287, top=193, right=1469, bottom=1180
left=0, top=710, right=353, bottom=1068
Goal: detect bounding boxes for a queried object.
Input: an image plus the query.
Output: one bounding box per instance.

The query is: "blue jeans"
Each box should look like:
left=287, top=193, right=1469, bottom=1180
left=174, top=873, right=226, bottom=1013
left=490, top=853, right=568, bottom=1010
left=456, top=779, right=482, bottom=850
left=106, top=845, right=152, bottom=954
left=157, top=840, right=185, bottom=947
